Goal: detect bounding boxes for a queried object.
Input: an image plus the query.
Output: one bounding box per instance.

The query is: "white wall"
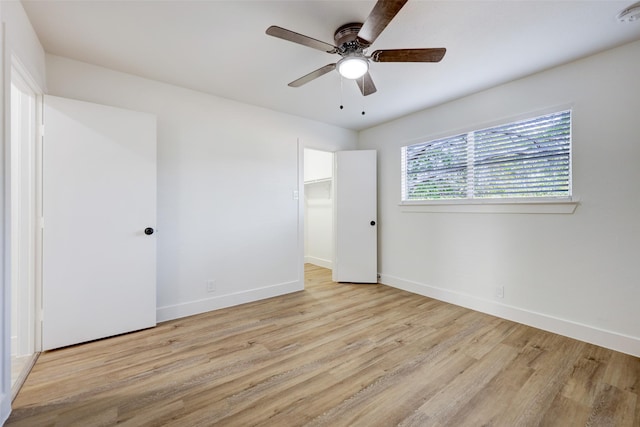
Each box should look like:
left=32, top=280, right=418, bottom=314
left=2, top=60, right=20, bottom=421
left=45, top=55, right=357, bottom=321
left=358, top=40, right=640, bottom=357
left=304, top=149, right=333, bottom=182
left=304, top=149, right=334, bottom=269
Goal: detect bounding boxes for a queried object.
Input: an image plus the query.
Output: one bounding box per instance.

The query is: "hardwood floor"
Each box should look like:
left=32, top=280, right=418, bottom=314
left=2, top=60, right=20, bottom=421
left=7, top=265, right=640, bottom=426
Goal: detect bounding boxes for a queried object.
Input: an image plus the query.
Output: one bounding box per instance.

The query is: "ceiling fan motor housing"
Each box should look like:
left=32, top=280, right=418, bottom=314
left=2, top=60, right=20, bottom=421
left=334, top=23, right=369, bottom=55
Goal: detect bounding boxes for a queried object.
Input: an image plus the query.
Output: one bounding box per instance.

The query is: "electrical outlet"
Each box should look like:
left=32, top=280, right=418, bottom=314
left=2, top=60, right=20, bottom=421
left=495, top=286, right=504, bottom=299
left=206, top=280, right=216, bottom=293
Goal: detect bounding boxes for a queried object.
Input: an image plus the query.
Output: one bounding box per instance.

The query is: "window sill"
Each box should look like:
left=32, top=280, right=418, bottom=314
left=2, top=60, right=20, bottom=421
left=399, top=197, right=579, bottom=214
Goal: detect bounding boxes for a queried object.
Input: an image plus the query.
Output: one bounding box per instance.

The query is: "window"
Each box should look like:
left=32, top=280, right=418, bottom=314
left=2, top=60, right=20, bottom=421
left=401, top=110, right=572, bottom=202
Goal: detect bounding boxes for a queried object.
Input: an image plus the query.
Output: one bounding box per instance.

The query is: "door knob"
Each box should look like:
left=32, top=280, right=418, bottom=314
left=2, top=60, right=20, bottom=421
left=370, top=221, right=376, bottom=226
left=144, top=227, right=154, bottom=235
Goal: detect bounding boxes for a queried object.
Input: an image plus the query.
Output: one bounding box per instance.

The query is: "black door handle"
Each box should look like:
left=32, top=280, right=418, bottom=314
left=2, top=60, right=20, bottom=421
left=370, top=221, right=376, bottom=226
left=144, top=227, right=154, bottom=235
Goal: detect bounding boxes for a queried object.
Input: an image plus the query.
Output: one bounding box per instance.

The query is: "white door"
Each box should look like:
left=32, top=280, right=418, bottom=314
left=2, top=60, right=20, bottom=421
left=333, top=150, right=377, bottom=283
left=42, top=96, right=157, bottom=350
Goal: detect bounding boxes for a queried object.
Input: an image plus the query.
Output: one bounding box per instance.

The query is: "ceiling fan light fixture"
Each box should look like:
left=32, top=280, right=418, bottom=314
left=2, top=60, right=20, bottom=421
left=337, top=56, right=369, bottom=79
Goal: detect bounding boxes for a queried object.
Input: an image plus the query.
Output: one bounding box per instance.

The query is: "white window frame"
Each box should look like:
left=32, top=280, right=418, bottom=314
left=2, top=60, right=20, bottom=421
left=399, top=108, right=579, bottom=214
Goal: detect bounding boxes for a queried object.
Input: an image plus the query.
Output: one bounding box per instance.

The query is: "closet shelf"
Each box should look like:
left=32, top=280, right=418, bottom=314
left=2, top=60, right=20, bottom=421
left=304, top=178, right=332, bottom=185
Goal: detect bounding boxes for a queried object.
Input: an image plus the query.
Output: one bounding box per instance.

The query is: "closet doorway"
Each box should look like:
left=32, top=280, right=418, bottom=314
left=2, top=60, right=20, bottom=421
left=303, top=149, right=334, bottom=271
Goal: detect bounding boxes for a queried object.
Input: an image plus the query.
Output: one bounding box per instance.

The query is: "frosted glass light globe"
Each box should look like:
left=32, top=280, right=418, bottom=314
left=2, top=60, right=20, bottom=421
left=337, top=56, right=369, bottom=79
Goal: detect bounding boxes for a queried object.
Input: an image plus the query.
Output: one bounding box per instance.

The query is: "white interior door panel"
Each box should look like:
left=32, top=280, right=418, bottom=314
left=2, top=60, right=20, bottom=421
left=43, top=95, right=157, bottom=350
left=333, top=150, right=377, bottom=283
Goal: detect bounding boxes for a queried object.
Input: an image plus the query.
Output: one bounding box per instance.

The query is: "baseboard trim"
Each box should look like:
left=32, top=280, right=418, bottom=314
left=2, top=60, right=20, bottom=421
left=12, top=353, right=39, bottom=402
left=304, top=256, right=332, bottom=269
left=379, top=273, right=640, bottom=358
left=157, top=279, right=303, bottom=322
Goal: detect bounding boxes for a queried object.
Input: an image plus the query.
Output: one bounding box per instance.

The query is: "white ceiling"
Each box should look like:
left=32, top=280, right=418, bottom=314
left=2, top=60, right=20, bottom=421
left=21, top=0, right=640, bottom=131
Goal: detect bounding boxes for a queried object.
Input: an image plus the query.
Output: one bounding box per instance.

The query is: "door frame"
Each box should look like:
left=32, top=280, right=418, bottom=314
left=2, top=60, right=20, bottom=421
left=9, top=56, right=43, bottom=357
left=7, top=55, right=43, bottom=400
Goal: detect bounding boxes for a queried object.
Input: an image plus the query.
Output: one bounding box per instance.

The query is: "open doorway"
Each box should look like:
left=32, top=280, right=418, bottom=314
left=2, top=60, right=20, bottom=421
left=10, top=63, right=42, bottom=397
left=303, top=149, right=334, bottom=278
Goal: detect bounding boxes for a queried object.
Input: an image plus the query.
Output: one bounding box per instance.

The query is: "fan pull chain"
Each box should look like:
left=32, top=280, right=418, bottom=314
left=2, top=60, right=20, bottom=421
left=361, top=76, right=365, bottom=115
left=339, top=76, right=344, bottom=110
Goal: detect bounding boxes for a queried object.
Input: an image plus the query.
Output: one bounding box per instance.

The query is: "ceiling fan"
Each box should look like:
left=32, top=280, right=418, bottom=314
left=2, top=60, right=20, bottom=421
left=266, top=0, right=446, bottom=96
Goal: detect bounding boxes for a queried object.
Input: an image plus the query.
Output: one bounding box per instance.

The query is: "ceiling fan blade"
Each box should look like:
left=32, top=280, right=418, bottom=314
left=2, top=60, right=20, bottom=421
left=266, top=26, right=337, bottom=53
left=355, top=72, right=377, bottom=96
left=357, top=0, right=409, bottom=46
left=371, top=48, right=446, bottom=63
left=288, top=64, right=337, bottom=87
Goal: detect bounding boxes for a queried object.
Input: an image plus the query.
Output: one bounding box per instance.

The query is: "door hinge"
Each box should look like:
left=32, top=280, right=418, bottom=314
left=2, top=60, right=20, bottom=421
left=40, top=217, right=44, bottom=229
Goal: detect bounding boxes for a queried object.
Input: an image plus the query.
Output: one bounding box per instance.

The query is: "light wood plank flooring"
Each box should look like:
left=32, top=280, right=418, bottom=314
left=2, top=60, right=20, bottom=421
left=7, top=265, right=640, bottom=426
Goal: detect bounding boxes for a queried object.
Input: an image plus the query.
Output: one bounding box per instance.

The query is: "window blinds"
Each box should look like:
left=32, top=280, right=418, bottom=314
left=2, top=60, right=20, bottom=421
left=402, top=110, right=571, bottom=201
left=402, top=134, right=468, bottom=200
